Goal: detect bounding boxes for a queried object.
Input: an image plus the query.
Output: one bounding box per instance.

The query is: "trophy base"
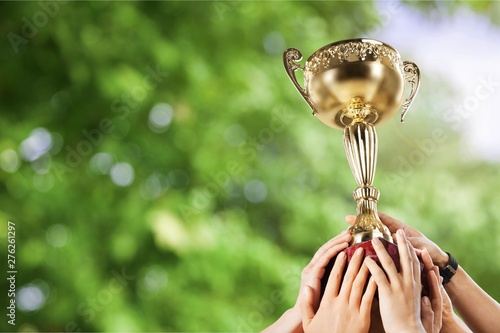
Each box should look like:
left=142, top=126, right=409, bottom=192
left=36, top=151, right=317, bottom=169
left=320, top=238, right=428, bottom=298
left=320, top=238, right=399, bottom=298
left=345, top=238, right=400, bottom=271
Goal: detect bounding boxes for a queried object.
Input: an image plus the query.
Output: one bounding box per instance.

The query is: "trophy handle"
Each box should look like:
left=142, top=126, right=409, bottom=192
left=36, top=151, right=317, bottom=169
left=400, top=61, right=421, bottom=123
left=283, top=48, right=318, bottom=115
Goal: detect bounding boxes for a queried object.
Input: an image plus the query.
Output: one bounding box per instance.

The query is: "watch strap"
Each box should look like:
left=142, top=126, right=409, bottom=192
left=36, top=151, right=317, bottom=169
left=439, top=252, right=458, bottom=285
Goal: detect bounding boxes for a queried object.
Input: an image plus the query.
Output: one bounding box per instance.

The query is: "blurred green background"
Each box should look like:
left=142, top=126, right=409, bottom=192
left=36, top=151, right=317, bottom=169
left=0, top=1, right=499, bottom=332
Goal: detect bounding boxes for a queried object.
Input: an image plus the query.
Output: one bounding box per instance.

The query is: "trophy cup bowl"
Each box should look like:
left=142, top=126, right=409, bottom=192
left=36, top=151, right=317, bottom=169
left=283, top=38, right=421, bottom=295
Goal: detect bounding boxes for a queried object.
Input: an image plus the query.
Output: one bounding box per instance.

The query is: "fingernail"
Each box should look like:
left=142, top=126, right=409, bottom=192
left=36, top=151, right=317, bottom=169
left=372, top=237, right=381, bottom=245
left=422, top=296, right=430, bottom=305
left=355, top=248, right=364, bottom=256
left=338, top=252, right=346, bottom=259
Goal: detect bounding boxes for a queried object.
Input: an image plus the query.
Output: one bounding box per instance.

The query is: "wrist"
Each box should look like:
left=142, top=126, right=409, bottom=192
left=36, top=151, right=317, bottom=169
left=287, top=306, right=301, bottom=319
left=439, top=252, right=458, bottom=285
left=284, top=307, right=302, bottom=330
left=435, top=251, right=449, bottom=268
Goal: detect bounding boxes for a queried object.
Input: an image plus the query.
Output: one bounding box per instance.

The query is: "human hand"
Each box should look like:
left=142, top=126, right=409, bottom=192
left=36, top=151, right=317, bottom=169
left=419, top=248, right=443, bottom=333
left=293, top=230, right=352, bottom=314
left=364, top=230, right=426, bottom=333
left=300, top=247, right=377, bottom=333
left=346, top=212, right=449, bottom=267
left=261, top=230, right=351, bottom=333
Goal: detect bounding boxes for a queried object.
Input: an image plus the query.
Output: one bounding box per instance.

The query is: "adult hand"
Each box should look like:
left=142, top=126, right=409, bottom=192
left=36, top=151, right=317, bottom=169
left=293, top=229, right=352, bottom=313
left=300, top=247, right=377, bottom=333
left=419, top=248, right=443, bottom=333
left=364, top=229, right=426, bottom=333
left=261, top=230, right=351, bottom=333
left=346, top=212, right=449, bottom=267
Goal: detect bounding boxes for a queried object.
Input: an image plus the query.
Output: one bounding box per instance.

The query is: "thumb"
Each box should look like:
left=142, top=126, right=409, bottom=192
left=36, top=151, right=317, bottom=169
left=421, top=296, right=434, bottom=333
left=345, top=215, right=356, bottom=225
left=378, top=212, right=409, bottom=235
left=407, top=236, right=426, bottom=250
left=299, top=285, right=315, bottom=326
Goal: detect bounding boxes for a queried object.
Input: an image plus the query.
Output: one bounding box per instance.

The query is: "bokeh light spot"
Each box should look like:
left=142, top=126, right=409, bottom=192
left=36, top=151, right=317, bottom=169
left=49, top=132, right=64, bottom=155
left=17, top=284, right=46, bottom=312
left=141, top=265, right=168, bottom=294
left=110, top=162, right=134, bottom=187
left=46, top=224, right=71, bottom=248
left=263, top=32, right=285, bottom=55
left=90, top=152, right=114, bottom=175
left=244, top=179, right=267, bottom=203
left=140, top=173, right=168, bottom=200
left=31, top=154, right=51, bottom=174
left=148, top=103, right=173, bottom=133
left=0, top=149, right=20, bottom=173
left=149, top=212, right=190, bottom=253
left=19, top=128, right=53, bottom=162
left=50, top=90, right=71, bottom=110
left=33, top=173, right=54, bottom=192
left=224, top=124, right=247, bottom=147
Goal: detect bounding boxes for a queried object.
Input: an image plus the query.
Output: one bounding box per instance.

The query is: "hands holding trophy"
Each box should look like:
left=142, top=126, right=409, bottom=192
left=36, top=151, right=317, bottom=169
left=283, top=38, right=421, bottom=290
left=264, top=41, right=499, bottom=331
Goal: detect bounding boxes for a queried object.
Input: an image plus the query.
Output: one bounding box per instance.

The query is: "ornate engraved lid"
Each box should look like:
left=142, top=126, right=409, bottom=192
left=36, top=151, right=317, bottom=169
left=304, top=38, right=404, bottom=79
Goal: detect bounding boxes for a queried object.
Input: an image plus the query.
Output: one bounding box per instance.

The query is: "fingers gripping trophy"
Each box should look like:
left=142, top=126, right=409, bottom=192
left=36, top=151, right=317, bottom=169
left=283, top=39, right=420, bottom=293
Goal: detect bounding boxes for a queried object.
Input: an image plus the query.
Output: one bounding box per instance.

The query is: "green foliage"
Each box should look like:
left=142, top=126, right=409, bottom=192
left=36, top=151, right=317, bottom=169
left=0, top=1, right=498, bottom=332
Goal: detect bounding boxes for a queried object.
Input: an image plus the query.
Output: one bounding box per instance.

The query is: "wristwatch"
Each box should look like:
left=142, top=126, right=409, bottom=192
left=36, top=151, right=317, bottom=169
left=439, top=252, right=458, bottom=285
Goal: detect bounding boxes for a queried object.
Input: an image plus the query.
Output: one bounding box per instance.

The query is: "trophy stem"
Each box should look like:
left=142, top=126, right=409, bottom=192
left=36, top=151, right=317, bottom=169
left=343, top=119, right=392, bottom=245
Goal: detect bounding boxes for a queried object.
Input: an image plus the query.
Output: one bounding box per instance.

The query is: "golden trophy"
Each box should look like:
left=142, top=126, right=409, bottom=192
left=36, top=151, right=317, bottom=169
left=283, top=38, right=420, bottom=281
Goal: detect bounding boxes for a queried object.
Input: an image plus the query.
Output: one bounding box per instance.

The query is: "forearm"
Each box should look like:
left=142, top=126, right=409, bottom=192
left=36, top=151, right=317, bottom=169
left=260, top=307, right=303, bottom=333
left=445, top=266, right=500, bottom=333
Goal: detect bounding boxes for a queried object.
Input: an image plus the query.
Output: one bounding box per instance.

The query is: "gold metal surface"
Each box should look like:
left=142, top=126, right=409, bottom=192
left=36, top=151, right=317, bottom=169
left=283, top=38, right=420, bottom=245
left=344, top=121, right=391, bottom=244
left=283, top=38, right=420, bottom=130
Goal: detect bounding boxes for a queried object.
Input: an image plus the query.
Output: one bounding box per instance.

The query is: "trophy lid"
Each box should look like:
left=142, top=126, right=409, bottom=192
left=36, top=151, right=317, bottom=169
left=305, top=38, right=403, bottom=76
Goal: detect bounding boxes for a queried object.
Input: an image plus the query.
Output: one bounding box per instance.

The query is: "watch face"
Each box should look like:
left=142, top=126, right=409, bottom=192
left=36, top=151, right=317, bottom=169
left=440, top=265, right=456, bottom=284
left=445, top=264, right=457, bottom=275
